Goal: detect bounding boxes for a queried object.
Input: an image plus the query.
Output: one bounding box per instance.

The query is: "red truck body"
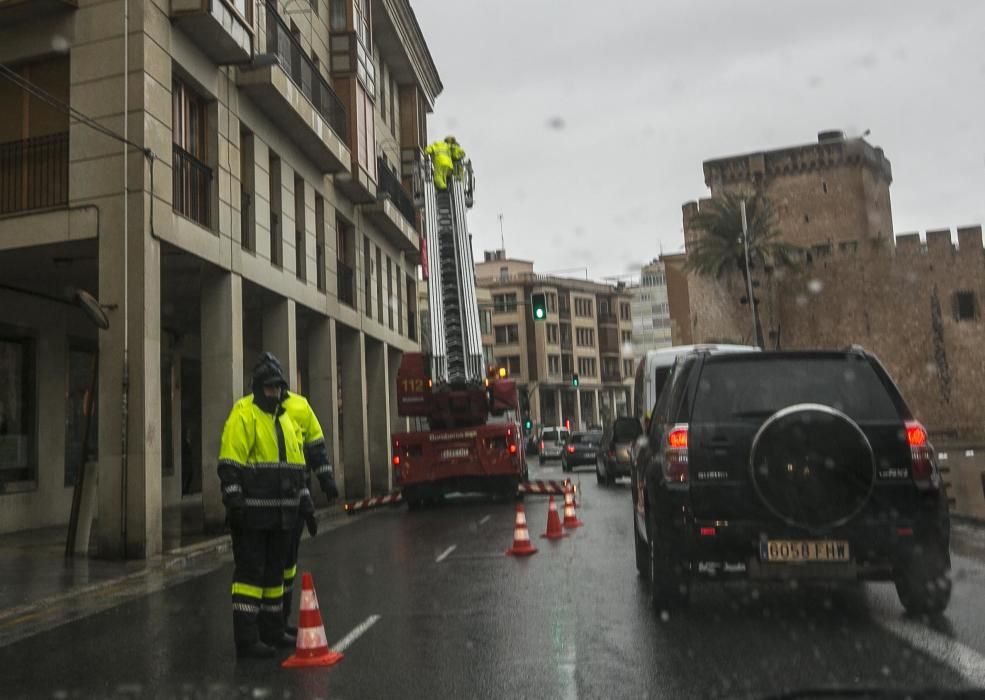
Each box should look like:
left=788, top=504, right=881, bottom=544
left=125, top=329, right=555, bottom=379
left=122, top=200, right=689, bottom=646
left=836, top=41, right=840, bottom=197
left=392, top=352, right=527, bottom=504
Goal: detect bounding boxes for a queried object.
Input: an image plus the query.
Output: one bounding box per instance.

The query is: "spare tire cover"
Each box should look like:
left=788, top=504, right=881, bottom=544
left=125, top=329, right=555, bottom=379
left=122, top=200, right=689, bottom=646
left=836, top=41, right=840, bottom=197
left=749, top=403, right=875, bottom=530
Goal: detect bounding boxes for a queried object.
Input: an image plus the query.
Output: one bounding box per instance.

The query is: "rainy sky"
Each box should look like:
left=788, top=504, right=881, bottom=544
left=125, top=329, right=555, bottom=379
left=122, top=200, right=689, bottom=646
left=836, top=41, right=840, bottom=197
left=413, top=0, right=985, bottom=279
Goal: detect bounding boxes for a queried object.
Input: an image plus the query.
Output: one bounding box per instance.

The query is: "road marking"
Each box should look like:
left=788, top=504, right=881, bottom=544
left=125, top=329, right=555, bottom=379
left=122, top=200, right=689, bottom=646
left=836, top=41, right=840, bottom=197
left=436, top=545, right=457, bottom=563
left=874, top=615, right=985, bottom=687
left=333, top=614, right=381, bottom=652
left=479, top=515, right=491, bottom=526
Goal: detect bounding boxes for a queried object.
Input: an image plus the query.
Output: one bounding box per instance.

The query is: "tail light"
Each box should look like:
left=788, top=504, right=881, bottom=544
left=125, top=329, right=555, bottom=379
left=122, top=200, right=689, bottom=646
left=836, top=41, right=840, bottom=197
left=906, top=420, right=937, bottom=489
left=567, top=445, right=576, bottom=454
left=540, top=441, right=544, bottom=451
left=664, top=424, right=689, bottom=483
left=392, top=455, right=401, bottom=466
left=509, top=444, right=518, bottom=455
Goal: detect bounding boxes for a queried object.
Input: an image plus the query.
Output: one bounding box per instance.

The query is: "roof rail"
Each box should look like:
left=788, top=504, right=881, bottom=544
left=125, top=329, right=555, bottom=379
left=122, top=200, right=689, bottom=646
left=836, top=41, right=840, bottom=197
left=843, top=344, right=868, bottom=355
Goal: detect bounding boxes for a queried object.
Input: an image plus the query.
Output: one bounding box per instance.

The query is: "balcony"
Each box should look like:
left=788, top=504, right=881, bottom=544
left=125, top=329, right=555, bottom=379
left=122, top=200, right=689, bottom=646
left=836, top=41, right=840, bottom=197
left=238, top=2, right=349, bottom=174
left=172, top=144, right=212, bottom=229
left=337, top=259, right=355, bottom=307
left=363, top=157, right=419, bottom=254
left=171, top=0, right=252, bottom=64
left=0, top=132, right=69, bottom=216
left=601, top=371, right=623, bottom=384
left=0, top=0, right=75, bottom=25
left=597, top=311, right=618, bottom=326
left=558, top=306, right=571, bottom=320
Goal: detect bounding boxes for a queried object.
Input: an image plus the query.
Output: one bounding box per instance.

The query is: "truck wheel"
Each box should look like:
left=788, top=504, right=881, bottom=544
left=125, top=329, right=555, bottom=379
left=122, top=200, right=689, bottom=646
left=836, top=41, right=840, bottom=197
left=648, top=511, right=689, bottom=611
left=894, top=539, right=951, bottom=615
left=596, top=465, right=604, bottom=485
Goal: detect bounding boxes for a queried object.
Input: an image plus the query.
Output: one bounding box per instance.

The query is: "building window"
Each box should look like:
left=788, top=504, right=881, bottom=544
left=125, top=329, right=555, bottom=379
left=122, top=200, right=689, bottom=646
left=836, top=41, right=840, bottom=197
left=547, top=293, right=558, bottom=313
left=240, top=126, right=255, bottom=251
left=389, top=74, right=397, bottom=137
left=379, top=59, right=387, bottom=121
left=494, top=324, right=520, bottom=344
left=954, top=291, right=978, bottom=321
left=0, top=329, right=36, bottom=485
left=294, top=174, right=306, bottom=281
left=546, top=324, right=560, bottom=344
left=269, top=152, right=282, bottom=267
left=575, top=298, right=593, bottom=318
left=376, top=247, right=384, bottom=322
left=623, top=359, right=635, bottom=377
left=64, top=341, right=98, bottom=486
left=387, top=256, right=394, bottom=330
left=497, top=356, right=521, bottom=376
left=172, top=77, right=212, bottom=228
left=576, top=327, right=595, bottom=348
left=362, top=236, right=372, bottom=316
left=548, top=355, right=561, bottom=376
left=620, top=302, right=631, bottom=321
left=315, top=194, right=326, bottom=292
left=493, top=293, right=517, bottom=313
left=577, top=357, right=597, bottom=377
left=479, top=309, right=493, bottom=336
left=336, top=216, right=355, bottom=307
left=621, top=330, right=633, bottom=344
left=329, top=0, right=345, bottom=30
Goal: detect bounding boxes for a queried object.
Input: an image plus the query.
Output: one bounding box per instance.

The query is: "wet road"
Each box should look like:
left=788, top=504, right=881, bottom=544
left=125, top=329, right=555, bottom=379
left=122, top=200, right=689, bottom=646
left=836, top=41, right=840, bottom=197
left=3, top=458, right=985, bottom=698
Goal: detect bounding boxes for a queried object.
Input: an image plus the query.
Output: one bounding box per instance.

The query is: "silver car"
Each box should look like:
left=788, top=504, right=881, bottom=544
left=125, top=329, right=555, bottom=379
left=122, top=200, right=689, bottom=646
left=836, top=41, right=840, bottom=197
left=538, top=427, right=570, bottom=464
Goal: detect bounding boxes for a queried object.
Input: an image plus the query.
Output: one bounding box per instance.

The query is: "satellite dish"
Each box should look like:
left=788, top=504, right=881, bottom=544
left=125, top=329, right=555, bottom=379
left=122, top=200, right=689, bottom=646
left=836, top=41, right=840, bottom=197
left=75, top=289, right=110, bottom=330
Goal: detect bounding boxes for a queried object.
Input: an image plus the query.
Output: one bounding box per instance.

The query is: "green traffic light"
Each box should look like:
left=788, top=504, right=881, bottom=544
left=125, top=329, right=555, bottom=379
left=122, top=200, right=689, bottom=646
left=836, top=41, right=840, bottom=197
left=535, top=308, right=545, bottom=319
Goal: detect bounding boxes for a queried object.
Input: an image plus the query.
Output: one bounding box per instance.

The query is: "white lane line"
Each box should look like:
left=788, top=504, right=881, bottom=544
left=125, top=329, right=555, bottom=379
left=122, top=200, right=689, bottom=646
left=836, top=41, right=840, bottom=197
left=479, top=515, right=491, bottom=526
left=874, top=615, right=985, bottom=687
left=332, top=614, right=381, bottom=653
left=436, top=545, right=457, bottom=563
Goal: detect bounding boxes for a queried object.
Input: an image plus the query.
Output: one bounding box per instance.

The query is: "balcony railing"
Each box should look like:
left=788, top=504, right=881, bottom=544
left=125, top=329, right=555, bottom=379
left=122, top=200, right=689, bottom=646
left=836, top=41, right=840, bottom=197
left=337, top=259, right=355, bottom=307
left=172, top=143, right=211, bottom=228
left=597, top=312, right=618, bottom=325
left=0, top=132, right=68, bottom=216
left=558, top=306, right=571, bottom=320
left=376, top=156, right=416, bottom=226
left=264, top=1, right=347, bottom=142
left=602, top=371, right=623, bottom=384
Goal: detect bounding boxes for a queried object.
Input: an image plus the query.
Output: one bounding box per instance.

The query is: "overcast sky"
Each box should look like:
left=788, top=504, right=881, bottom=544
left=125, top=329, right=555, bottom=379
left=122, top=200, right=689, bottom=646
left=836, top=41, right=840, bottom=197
left=413, top=0, right=985, bottom=280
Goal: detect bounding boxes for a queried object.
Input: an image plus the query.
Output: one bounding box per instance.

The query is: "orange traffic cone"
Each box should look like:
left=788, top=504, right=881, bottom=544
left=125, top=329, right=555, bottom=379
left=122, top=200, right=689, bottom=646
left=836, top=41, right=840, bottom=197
left=564, top=479, right=579, bottom=507
left=282, top=572, right=344, bottom=668
left=562, top=484, right=583, bottom=529
left=505, top=504, right=538, bottom=556
left=540, top=496, right=568, bottom=540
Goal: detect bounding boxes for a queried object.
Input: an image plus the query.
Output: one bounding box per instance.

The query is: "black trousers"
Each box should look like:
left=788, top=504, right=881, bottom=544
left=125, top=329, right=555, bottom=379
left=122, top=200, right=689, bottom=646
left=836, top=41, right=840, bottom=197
left=282, top=518, right=304, bottom=626
left=230, top=528, right=290, bottom=648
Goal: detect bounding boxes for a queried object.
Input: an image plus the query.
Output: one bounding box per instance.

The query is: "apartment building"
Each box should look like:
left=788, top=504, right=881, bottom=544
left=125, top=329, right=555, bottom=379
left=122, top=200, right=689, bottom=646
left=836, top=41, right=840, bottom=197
left=0, top=0, right=439, bottom=557
left=626, top=258, right=672, bottom=359
left=474, top=252, right=634, bottom=432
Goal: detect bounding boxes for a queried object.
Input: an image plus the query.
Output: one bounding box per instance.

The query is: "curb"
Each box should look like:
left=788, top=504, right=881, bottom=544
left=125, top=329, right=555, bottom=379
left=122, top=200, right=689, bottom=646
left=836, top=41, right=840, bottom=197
left=0, top=504, right=352, bottom=624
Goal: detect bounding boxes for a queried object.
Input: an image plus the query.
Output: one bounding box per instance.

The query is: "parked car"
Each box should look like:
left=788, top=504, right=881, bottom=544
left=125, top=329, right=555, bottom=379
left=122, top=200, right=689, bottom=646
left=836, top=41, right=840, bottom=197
left=597, top=416, right=642, bottom=485
left=538, top=426, right=570, bottom=465
left=632, top=347, right=951, bottom=615
left=562, top=431, right=603, bottom=472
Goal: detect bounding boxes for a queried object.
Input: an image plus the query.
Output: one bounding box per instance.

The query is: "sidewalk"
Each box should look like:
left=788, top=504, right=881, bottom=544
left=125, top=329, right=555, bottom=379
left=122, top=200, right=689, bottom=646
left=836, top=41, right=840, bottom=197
left=0, top=501, right=349, bottom=623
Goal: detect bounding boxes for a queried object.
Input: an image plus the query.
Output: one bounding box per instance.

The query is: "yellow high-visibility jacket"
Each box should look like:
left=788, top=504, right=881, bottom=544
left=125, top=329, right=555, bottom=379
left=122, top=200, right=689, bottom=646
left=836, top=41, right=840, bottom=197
left=218, top=396, right=312, bottom=530
left=282, top=392, right=335, bottom=494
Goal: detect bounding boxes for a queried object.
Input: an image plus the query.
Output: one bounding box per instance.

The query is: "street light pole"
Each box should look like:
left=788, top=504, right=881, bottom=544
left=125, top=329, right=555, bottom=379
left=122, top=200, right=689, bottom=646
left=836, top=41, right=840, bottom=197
left=740, top=199, right=761, bottom=347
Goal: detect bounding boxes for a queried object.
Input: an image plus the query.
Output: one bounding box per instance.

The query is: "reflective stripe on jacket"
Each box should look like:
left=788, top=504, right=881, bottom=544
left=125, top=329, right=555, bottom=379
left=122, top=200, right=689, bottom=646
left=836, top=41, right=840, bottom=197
left=218, top=395, right=310, bottom=530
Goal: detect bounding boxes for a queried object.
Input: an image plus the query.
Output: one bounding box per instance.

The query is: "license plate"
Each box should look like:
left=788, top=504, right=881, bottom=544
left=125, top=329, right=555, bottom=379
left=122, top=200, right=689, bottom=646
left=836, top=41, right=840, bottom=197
left=440, top=448, right=469, bottom=460
left=584, top=451, right=595, bottom=458
left=762, top=540, right=850, bottom=563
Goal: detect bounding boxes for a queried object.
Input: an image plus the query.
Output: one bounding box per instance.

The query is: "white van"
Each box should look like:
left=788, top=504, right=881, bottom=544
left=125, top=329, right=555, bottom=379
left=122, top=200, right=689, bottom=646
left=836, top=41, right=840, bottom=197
left=632, top=344, right=759, bottom=428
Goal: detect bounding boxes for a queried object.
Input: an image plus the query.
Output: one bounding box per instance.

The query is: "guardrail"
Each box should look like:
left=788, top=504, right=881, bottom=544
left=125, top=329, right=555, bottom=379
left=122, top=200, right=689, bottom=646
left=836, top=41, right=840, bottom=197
left=376, top=156, right=416, bottom=226
left=0, top=132, right=69, bottom=215
left=173, top=143, right=211, bottom=228
left=263, top=0, right=347, bottom=142
left=337, top=259, right=355, bottom=307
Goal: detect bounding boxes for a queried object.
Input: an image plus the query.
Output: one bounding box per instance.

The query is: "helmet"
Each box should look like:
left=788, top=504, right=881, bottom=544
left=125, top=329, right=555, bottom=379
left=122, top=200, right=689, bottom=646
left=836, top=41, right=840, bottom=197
left=252, top=351, right=288, bottom=389
left=445, top=135, right=457, bottom=144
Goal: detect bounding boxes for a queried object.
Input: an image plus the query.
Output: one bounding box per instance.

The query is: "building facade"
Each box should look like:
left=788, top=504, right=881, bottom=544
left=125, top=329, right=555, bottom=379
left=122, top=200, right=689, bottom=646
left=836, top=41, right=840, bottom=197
left=474, top=252, right=635, bottom=433
left=626, top=259, right=672, bottom=359
left=681, top=132, right=985, bottom=440
left=0, top=0, right=440, bottom=555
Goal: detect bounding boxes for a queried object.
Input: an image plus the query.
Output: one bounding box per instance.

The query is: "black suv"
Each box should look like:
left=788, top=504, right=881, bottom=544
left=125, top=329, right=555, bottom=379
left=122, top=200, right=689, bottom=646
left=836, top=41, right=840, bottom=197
left=632, top=348, right=951, bottom=614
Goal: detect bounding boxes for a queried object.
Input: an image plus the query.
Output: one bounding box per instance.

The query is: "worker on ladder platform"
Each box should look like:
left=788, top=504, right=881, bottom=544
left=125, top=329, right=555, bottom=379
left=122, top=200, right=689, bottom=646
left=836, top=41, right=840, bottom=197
left=426, top=135, right=465, bottom=190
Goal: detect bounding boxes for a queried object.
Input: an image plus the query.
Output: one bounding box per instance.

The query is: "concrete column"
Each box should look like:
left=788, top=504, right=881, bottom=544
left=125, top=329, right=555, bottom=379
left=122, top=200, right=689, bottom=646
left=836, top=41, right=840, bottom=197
left=339, top=328, right=369, bottom=499
left=200, top=270, right=244, bottom=531
left=593, top=389, right=601, bottom=427
left=262, top=298, right=298, bottom=390
left=365, top=339, right=391, bottom=495
left=530, top=386, right=542, bottom=428
left=97, top=197, right=163, bottom=560
left=307, top=317, right=341, bottom=500
left=574, top=388, right=582, bottom=431
left=554, top=389, right=563, bottom=428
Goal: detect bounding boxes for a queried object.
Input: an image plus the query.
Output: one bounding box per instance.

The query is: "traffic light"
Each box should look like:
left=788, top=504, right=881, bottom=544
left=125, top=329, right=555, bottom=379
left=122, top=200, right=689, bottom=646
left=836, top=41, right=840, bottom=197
left=523, top=418, right=532, bottom=431
left=571, top=373, right=579, bottom=388
left=530, top=292, right=547, bottom=321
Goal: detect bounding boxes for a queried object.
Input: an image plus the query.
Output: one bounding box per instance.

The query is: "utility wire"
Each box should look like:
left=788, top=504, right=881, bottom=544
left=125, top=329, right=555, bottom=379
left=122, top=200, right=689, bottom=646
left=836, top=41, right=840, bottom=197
left=0, top=62, right=152, bottom=157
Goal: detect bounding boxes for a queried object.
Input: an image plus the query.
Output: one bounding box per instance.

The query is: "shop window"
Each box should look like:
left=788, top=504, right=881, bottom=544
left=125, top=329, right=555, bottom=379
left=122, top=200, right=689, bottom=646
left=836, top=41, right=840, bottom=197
left=0, top=328, right=37, bottom=486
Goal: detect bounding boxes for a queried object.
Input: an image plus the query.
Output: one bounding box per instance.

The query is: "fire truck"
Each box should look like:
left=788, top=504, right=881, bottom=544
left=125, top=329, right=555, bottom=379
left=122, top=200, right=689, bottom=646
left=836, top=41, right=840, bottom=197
left=391, top=152, right=527, bottom=508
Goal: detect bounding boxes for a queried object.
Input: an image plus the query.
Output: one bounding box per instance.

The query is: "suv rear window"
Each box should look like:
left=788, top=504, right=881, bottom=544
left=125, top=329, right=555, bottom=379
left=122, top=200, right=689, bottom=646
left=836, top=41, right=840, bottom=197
left=692, top=356, right=900, bottom=424
left=570, top=432, right=602, bottom=444
left=542, top=430, right=560, bottom=442
left=613, top=418, right=642, bottom=442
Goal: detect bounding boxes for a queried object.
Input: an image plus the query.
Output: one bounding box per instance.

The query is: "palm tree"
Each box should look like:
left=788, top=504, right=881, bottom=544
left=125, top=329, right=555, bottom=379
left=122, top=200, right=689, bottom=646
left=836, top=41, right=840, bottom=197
left=684, top=192, right=800, bottom=347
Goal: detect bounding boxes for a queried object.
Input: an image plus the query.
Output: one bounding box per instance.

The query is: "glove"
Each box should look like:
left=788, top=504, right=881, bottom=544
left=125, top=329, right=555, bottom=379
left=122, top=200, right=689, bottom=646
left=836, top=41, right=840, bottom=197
left=322, top=478, right=340, bottom=503
left=304, top=512, right=318, bottom=537
left=226, top=507, right=244, bottom=531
